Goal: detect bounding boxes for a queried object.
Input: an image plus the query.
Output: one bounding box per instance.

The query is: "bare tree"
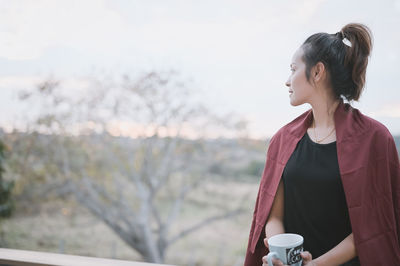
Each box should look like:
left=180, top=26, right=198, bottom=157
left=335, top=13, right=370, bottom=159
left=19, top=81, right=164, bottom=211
left=13, top=71, right=247, bottom=263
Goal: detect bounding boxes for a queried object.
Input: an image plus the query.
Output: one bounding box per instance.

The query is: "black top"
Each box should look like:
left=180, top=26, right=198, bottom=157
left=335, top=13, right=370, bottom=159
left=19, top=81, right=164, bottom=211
left=282, top=132, right=360, bottom=265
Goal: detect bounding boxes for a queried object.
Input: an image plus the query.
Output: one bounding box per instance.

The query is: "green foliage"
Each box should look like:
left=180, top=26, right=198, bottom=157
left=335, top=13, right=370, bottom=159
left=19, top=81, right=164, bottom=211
left=243, top=160, right=264, bottom=177
left=0, top=140, right=14, bottom=218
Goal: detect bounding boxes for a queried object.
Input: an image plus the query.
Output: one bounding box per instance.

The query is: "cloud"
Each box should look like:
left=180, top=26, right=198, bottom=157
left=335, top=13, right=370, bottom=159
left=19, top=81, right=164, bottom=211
left=396, top=0, right=400, bottom=12
left=0, top=0, right=127, bottom=60
left=0, top=0, right=328, bottom=62
left=292, top=0, right=328, bottom=23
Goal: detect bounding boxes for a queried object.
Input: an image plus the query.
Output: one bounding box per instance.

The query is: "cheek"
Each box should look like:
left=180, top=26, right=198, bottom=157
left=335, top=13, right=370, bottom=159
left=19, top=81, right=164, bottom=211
left=292, top=72, right=301, bottom=84
left=293, top=73, right=308, bottom=90
left=291, top=75, right=301, bottom=90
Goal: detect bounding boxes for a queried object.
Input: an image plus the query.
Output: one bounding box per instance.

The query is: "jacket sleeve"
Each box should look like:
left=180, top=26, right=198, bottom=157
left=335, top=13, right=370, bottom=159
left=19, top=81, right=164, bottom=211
left=388, top=136, right=400, bottom=244
left=244, top=135, right=278, bottom=266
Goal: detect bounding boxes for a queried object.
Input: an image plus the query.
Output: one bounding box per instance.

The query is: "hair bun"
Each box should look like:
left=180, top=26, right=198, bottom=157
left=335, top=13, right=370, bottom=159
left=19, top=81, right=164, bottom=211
left=301, top=23, right=373, bottom=101
left=340, top=23, right=373, bottom=100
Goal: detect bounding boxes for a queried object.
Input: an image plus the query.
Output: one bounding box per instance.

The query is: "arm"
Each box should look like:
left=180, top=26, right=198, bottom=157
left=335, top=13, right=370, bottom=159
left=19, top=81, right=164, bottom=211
left=303, top=233, right=357, bottom=266
left=264, top=180, right=285, bottom=246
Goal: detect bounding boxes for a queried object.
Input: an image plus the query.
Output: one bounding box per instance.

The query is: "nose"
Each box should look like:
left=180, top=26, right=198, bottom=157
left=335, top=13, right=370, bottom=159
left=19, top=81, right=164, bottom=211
left=285, top=77, right=290, bottom=87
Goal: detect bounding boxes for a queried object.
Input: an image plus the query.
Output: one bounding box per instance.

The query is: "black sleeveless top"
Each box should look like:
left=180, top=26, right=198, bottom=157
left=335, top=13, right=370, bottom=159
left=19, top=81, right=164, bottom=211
left=282, top=132, right=360, bottom=265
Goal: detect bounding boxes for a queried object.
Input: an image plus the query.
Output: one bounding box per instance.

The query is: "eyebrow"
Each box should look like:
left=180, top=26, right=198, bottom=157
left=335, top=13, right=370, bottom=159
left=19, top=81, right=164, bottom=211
left=290, top=63, right=296, bottom=68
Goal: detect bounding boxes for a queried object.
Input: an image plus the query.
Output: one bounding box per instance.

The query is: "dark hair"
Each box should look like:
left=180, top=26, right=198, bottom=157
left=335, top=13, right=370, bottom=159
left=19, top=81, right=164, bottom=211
left=301, top=23, right=373, bottom=101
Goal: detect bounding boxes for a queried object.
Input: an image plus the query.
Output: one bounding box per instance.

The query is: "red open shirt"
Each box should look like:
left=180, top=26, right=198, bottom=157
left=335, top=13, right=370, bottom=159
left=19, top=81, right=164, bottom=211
left=244, top=101, right=400, bottom=266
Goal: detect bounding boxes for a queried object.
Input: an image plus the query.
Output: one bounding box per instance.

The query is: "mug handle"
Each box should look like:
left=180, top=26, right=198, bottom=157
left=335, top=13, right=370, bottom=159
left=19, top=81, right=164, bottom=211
left=266, top=251, right=278, bottom=266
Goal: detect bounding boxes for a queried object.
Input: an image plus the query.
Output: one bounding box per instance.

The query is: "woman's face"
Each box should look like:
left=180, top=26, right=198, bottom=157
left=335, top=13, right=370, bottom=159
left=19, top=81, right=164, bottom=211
left=285, top=48, right=315, bottom=106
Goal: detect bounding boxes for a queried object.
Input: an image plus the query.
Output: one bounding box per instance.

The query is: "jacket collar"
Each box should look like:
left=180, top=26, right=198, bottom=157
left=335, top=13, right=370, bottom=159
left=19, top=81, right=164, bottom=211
left=334, top=100, right=370, bottom=143
left=286, top=99, right=367, bottom=143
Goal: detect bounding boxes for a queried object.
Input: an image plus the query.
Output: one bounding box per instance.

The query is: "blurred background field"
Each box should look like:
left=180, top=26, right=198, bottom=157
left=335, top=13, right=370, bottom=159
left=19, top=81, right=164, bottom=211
left=1, top=180, right=258, bottom=266
left=0, top=125, right=266, bottom=265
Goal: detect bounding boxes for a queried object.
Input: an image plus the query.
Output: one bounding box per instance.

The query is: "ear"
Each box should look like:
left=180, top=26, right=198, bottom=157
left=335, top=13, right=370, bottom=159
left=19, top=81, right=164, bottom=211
left=312, top=62, right=325, bottom=83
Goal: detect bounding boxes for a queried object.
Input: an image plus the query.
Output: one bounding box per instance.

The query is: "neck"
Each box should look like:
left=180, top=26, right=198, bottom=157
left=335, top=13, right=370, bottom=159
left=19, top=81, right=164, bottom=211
left=310, top=98, right=340, bottom=129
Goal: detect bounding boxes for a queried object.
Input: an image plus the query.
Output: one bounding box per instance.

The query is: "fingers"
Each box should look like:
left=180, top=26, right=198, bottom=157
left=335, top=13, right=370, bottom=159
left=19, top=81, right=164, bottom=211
left=263, top=238, right=269, bottom=248
left=272, top=258, right=284, bottom=266
left=300, top=251, right=313, bottom=262
left=262, top=256, right=284, bottom=266
left=262, top=255, right=267, bottom=265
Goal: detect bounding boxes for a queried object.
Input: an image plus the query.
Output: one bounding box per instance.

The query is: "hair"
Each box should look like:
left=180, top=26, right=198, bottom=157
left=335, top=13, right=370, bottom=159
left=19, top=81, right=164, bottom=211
left=301, top=23, right=373, bottom=101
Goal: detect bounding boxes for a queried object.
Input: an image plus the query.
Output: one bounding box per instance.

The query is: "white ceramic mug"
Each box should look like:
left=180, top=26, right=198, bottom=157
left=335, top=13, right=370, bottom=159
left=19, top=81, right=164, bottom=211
left=266, top=233, right=304, bottom=266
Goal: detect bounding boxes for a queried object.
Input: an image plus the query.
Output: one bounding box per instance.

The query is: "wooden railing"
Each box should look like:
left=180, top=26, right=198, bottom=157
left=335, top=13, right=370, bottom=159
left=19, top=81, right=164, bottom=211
left=0, top=248, right=175, bottom=266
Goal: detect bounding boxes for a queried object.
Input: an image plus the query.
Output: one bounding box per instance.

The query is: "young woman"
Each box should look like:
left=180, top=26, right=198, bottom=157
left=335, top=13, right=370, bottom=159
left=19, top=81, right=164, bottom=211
left=244, top=23, right=400, bottom=266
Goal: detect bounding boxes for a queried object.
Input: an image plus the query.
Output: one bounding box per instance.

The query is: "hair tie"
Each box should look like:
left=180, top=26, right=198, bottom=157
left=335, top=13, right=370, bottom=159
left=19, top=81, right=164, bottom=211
left=341, top=31, right=352, bottom=47
left=335, top=31, right=352, bottom=47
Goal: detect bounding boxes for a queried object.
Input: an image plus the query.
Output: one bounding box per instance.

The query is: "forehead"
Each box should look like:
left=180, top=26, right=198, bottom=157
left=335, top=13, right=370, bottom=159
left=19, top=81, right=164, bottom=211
left=291, top=48, right=304, bottom=65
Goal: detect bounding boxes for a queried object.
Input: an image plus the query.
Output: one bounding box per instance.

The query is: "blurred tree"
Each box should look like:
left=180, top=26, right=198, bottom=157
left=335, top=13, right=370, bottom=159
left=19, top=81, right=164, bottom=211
left=0, top=140, right=14, bottom=217
left=12, top=71, right=247, bottom=263
left=243, top=160, right=264, bottom=177
left=0, top=139, right=14, bottom=247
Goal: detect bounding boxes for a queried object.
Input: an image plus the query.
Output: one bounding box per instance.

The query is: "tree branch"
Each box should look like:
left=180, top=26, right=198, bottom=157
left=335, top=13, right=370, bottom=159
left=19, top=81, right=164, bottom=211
left=168, top=207, right=245, bottom=245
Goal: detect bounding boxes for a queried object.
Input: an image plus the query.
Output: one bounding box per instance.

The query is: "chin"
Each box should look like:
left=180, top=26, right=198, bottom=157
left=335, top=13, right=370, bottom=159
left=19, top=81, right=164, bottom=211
left=289, top=98, right=299, bottom=106
left=289, top=98, right=304, bottom=107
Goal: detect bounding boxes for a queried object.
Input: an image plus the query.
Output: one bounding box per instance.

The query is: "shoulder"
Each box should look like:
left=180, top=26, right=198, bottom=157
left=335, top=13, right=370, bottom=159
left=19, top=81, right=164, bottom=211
left=348, top=108, right=398, bottom=161
left=337, top=103, right=394, bottom=143
left=359, top=112, right=400, bottom=165
left=356, top=109, right=394, bottom=141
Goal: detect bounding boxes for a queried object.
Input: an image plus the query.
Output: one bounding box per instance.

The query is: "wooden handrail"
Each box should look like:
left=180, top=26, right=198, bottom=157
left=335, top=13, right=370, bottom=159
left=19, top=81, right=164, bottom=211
left=0, top=248, right=175, bottom=266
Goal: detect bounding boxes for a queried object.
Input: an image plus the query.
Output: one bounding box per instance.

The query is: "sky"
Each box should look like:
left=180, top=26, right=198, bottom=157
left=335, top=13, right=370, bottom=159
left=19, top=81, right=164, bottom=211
left=0, top=0, right=399, bottom=138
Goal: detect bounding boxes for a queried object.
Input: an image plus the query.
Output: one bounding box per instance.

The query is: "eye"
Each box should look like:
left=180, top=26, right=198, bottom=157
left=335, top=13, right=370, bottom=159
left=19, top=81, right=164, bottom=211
left=290, top=68, right=295, bottom=72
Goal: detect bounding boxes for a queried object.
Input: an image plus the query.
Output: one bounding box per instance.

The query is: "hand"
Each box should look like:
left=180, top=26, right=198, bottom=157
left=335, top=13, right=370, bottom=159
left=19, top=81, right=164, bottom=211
left=263, top=238, right=269, bottom=249
left=301, top=251, right=318, bottom=266
left=262, top=255, right=286, bottom=266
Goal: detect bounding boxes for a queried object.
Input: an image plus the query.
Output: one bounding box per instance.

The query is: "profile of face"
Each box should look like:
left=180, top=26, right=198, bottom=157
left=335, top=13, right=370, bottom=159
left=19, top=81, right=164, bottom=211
left=285, top=48, right=315, bottom=106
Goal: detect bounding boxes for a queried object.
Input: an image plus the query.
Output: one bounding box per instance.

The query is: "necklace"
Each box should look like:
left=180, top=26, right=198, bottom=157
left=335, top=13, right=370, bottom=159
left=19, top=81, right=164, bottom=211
left=313, top=120, right=336, bottom=144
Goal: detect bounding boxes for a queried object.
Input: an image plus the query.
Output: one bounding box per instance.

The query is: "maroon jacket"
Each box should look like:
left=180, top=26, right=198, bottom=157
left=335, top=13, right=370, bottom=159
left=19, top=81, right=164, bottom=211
left=244, top=101, right=400, bottom=266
